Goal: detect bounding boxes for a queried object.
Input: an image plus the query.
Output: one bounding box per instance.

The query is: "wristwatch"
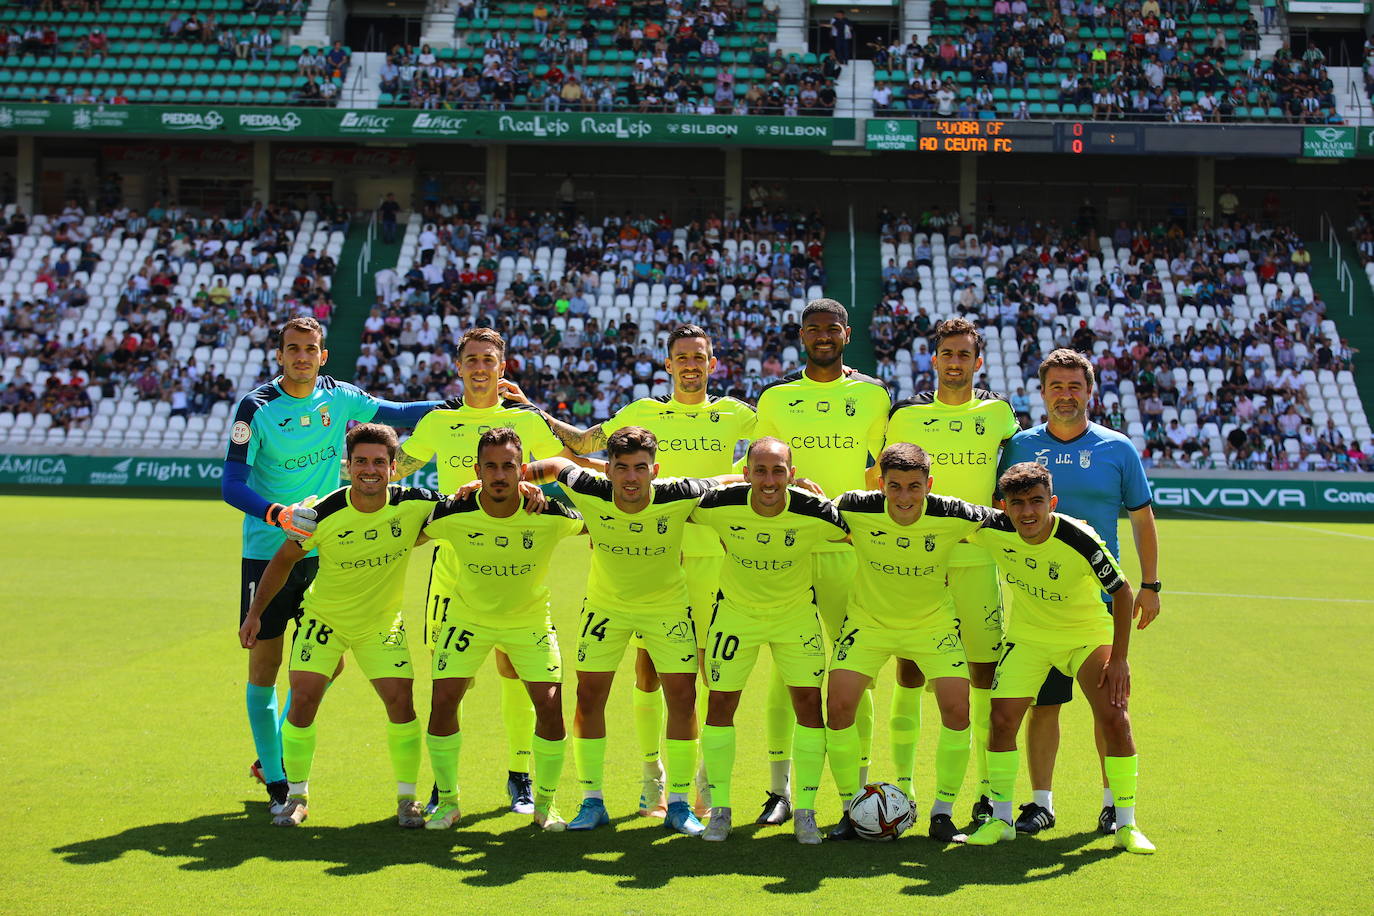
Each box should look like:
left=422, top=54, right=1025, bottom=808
left=1139, top=581, right=1162, bottom=592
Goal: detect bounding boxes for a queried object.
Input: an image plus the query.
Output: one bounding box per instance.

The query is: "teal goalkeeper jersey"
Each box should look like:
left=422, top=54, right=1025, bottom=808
left=225, top=377, right=383, bottom=559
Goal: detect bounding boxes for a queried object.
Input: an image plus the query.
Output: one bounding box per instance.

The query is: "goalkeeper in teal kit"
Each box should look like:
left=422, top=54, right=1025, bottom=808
left=222, top=316, right=453, bottom=814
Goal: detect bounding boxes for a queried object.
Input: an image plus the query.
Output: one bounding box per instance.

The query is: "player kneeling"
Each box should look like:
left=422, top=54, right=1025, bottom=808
left=963, top=462, right=1154, bottom=854
left=240, top=423, right=440, bottom=828
left=827, top=443, right=995, bottom=844
left=420, top=428, right=585, bottom=831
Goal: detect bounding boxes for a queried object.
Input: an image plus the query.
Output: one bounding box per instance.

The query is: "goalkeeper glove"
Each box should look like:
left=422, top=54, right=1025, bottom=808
left=266, top=502, right=318, bottom=541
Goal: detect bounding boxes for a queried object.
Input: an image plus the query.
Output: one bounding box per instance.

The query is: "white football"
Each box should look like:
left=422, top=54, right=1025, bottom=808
left=848, top=782, right=914, bottom=841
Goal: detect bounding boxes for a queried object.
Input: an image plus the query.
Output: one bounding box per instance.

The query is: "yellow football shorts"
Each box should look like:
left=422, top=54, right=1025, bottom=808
left=704, top=597, right=827, bottom=692
left=831, top=620, right=969, bottom=681
left=290, top=612, right=413, bottom=681
left=991, top=639, right=1105, bottom=700
left=948, top=563, right=1006, bottom=663
left=577, top=601, right=697, bottom=674
left=431, top=615, right=562, bottom=682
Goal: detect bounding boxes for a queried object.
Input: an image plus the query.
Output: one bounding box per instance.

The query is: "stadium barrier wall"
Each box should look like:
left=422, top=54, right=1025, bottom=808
left=0, top=104, right=855, bottom=147
left=3, top=453, right=1372, bottom=511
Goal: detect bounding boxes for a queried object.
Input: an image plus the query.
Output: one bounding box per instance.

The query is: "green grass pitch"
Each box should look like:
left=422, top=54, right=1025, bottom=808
left=1, top=494, right=1370, bottom=914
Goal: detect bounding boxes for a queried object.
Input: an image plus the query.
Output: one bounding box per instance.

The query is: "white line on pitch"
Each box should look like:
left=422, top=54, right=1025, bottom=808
left=1171, top=509, right=1374, bottom=541
left=1174, top=590, right=1374, bottom=604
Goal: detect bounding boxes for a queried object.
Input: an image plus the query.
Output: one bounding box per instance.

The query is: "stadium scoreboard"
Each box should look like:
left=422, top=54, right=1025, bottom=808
left=864, top=119, right=1316, bottom=157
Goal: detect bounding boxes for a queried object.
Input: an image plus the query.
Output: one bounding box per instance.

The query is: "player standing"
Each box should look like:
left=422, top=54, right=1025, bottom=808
left=999, top=348, right=1160, bottom=835
left=690, top=438, right=850, bottom=844
left=523, top=429, right=731, bottom=836
left=827, top=443, right=993, bottom=844
left=223, top=316, right=447, bottom=813
left=419, top=428, right=585, bottom=831
left=390, top=327, right=584, bottom=816
left=883, top=317, right=1020, bottom=824
left=752, top=299, right=889, bottom=824
left=519, top=324, right=755, bottom=818
left=238, top=423, right=440, bottom=828
left=963, top=462, right=1155, bottom=854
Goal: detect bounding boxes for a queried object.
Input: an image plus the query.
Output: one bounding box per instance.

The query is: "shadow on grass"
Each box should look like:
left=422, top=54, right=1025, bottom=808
left=53, top=801, right=1116, bottom=895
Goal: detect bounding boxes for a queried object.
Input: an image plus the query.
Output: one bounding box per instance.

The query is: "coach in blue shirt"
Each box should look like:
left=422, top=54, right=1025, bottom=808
left=997, top=347, right=1162, bottom=837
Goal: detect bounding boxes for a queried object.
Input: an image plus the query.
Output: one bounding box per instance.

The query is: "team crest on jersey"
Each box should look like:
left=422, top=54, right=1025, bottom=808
left=785, top=529, right=797, bottom=547
left=299, top=645, right=312, bottom=662
left=436, top=654, right=448, bottom=671
left=896, top=536, right=910, bottom=549
left=757, top=532, right=771, bottom=544
left=949, top=419, right=963, bottom=432
left=974, top=416, right=986, bottom=435
left=709, top=412, right=721, bottom=423
left=319, top=405, right=331, bottom=427
left=924, top=534, right=936, bottom=551
left=710, top=660, right=721, bottom=682
left=365, top=529, right=378, bottom=540
left=1048, top=561, right=1061, bottom=580
left=1024, top=557, right=1036, bottom=569
left=390, top=518, right=403, bottom=538
left=844, top=397, right=857, bottom=417
left=816, top=401, right=831, bottom=413
left=657, top=516, right=668, bottom=534
left=522, top=529, right=535, bottom=549
left=1079, top=449, right=1093, bottom=468
left=495, top=536, right=509, bottom=547
left=629, top=521, right=644, bottom=533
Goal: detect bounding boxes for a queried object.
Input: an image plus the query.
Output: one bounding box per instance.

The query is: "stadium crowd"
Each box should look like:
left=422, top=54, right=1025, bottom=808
left=381, top=0, right=843, bottom=115
left=0, top=197, right=345, bottom=436
left=353, top=203, right=828, bottom=421
left=873, top=205, right=1372, bottom=472
left=869, top=1, right=1344, bottom=123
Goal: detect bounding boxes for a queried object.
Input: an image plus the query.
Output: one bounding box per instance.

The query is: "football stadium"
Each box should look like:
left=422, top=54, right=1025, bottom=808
left=1, top=0, right=1372, bottom=911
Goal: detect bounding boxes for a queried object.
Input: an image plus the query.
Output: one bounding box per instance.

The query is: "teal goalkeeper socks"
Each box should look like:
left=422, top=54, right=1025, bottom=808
left=246, top=684, right=285, bottom=783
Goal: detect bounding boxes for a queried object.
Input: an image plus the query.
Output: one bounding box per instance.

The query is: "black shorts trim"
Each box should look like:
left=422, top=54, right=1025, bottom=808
left=1034, top=666, right=1074, bottom=707
left=239, top=555, right=319, bottom=641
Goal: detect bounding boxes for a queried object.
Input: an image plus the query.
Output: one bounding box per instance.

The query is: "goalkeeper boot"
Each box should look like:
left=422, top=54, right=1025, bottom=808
left=965, top=817, right=1015, bottom=846
left=664, top=801, right=705, bottom=837
left=969, top=794, right=994, bottom=827
left=424, top=782, right=440, bottom=816
left=756, top=791, right=793, bottom=826
left=250, top=759, right=266, bottom=785
left=702, top=807, right=732, bottom=842
left=507, top=771, right=535, bottom=815
left=1015, top=802, right=1056, bottom=835
left=397, top=797, right=425, bottom=829
left=1115, top=823, right=1155, bottom=855
left=1098, top=805, right=1117, bottom=834
left=827, top=813, right=858, bottom=841
left=793, top=809, right=822, bottom=846
left=639, top=761, right=667, bottom=818
left=266, top=780, right=290, bottom=816
left=272, top=796, right=308, bottom=827
left=928, top=813, right=968, bottom=844
left=567, top=797, right=610, bottom=831
left=426, top=801, right=461, bottom=830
